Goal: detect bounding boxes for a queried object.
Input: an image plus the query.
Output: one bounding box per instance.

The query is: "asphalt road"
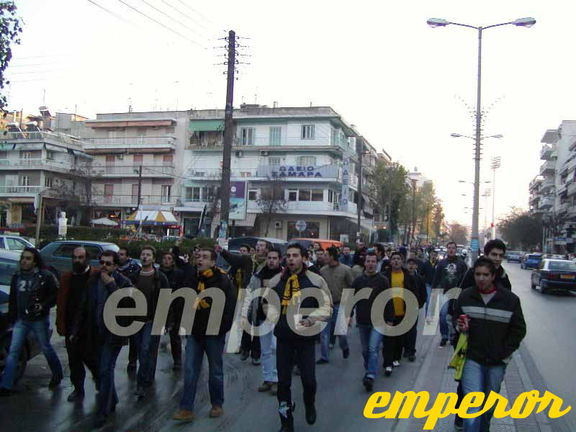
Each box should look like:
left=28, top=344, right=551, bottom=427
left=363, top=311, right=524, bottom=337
left=504, top=262, right=576, bottom=431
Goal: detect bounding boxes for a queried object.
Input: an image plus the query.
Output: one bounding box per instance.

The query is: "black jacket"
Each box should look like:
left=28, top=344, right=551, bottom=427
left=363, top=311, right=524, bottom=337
left=8, top=269, right=59, bottom=323
left=453, top=286, right=526, bottom=366
left=180, top=266, right=237, bottom=337
left=382, top=268, right=420, bottom=319
left=422, top=259, right=437, bottom=285
left=132, top=268, right=171, bottom=323
left=352, top=272, right=393, bottom=326
left=220, top=250, right=256, bottom=291
left=432, top=257, right=468, bottom=293
left=459, top=265, right=512, bottom=291
left=410, top=272, right=428, bottom=309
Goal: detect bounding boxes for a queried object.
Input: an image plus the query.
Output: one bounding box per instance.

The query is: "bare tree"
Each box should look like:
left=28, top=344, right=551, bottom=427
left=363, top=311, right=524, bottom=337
left=256, top=177, right=288, bottom=236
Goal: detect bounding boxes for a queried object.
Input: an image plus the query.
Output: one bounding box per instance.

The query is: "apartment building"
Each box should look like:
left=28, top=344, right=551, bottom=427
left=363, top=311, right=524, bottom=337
left=177, top=104, right=388, bottom=240
left=0, top=109, right=93, bottom=227
left=79, top=111, right=189, bottom=230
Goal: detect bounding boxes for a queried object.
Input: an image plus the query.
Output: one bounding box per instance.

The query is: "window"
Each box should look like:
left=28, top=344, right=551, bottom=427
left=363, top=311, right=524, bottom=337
left=19, top=176, right=30, bottom=187
left=240, top=127, right=255, bottom=145
left=44, top=177, right=53, bottom=188
left=161, top=185, right=172, bottom=203
left=133, top=154, right=143, bottom=165
left=301, top=124, right=315, bottom=140
left=288, top=190, right=297, bottom=201
left=269, top=157, right=281, bottom=165
left=201, top=186, right=217, bottom=201
left=298, top=156, right=316, bottom=166
left=311, top=190, right=324, bottom=201
left=132, top=184, right=140, bottom=203
left=54, top=243, right=81, bottom=258
left=298, top=189, right=311, bottom=201
left=269, top=127, right=281, bottom=146
left=328, top=190, right=334, bottom=203
left=0, top=257, right=18, bottom=286
left=331, top=128, right=338, bottom=145
left=240, top=171, right=252, bottom=177
left=248, top=189, right=258, bottom=201
left=46, top=151, right=55, bottom=160
left=163, top=154, right=173, bottom=165
left=186, top=187, right=201, bottom=202
left=85, top=246, right=102, bottom=260
left=6, top=238, right=27, bottom=251
left=104, top=184, right=114, bottom=203
left=0, top=151, right=6, bottom=159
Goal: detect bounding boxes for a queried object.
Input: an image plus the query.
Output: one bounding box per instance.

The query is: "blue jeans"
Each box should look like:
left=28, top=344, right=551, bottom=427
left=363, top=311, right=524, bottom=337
left=1, top=317, right=63, bottom=390
left=260, top=327, right=278, bottom=383
left=357, top=325, right=383, bottom=379
left=461, top=359, right=506, bottom=432
left=98, top=343, right=121, bottom=416
left=439, top=299, right=452, bottom=340
left=319, top=303, right=349, bottom=361
left=424, top=284, right=432, bottom=316
left=180, top=334, right=225, bottom=411
left=134, top=321, right=160, bottom=388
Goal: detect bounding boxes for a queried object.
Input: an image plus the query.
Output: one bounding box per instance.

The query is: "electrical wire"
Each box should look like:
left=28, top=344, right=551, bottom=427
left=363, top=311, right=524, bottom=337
left=136, top=0, right=202, bottom=37
left=160, top=0, right=208, bottom=31
left=86, top=0, right=136, bottom=25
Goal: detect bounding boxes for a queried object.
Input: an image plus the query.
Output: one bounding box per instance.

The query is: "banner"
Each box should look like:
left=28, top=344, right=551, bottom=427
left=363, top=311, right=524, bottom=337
left=230, top=181, right=247, bottom=220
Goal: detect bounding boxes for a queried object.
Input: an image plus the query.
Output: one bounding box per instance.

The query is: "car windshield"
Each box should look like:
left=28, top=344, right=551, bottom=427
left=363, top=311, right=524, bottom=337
left=528, top=254, right=542, bottom=259
left=548, top=261, right=576, bottom=271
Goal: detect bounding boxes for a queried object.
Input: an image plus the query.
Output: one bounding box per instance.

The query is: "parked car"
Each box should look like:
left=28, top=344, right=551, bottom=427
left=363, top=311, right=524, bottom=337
left=289, top=238, right=343, bottom=251
left=0, top=250, right=45, bottom=383
left=530, top=259, right=576, bottom=293
left=0, top=235, right=34, bottom=252
left=40, top=240, right=119, bottom=274
left=521, top=253, right=543, bottom=270
left=227, top=237, right=288, bottom=255
left=506, top=251, right=523, bottom=263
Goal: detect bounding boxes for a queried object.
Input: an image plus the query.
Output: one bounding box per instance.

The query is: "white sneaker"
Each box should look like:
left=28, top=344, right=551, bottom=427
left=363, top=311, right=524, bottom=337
left=384, top=366, right=393, bottom=376
left=393, top=360, right=400, bottom=367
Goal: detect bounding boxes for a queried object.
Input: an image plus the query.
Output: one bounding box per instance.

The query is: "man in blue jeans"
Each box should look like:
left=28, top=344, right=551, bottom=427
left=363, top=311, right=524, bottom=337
left=172, top=248, right=236, bottom=423
left=453, top=257, right=526, bottom=432
left=432, top=241, right=467, bottom=346
left=0, top=248, right=62, bottom=395
left=351, top=252, right=393, bottom=391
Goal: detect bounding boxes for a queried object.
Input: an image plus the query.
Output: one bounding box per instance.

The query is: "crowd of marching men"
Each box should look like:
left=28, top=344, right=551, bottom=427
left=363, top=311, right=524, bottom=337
left=0, top=238, right=525, bottom=432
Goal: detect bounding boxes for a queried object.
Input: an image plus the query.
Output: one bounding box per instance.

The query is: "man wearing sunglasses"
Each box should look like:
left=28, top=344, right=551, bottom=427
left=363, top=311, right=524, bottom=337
left=89, top=250, right=133, bottom=429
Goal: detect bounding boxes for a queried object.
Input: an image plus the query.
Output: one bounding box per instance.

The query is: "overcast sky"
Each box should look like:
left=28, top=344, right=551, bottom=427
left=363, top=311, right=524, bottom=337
left=6, top=0, right=574, bottom=228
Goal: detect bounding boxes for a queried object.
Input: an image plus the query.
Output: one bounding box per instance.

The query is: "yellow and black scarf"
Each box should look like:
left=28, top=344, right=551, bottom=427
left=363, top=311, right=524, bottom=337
left=195, top=268, right=215, bottom=309
left=281, top=272, right=302, bottom=314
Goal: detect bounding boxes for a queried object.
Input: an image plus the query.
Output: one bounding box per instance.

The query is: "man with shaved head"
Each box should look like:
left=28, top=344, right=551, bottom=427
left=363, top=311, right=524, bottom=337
left=56, top=247, right=99, bottom=402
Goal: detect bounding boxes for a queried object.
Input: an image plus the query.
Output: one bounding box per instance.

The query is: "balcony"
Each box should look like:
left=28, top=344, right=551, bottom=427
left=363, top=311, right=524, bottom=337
left=83, top=136, right=176, bottom=153
left=540, top=178, right=555, bottom=194
left=91, top=194, right=176, bottom=207
left=540, top=160, right=555, bottom=176
left=568, top=182, right=576, bottom=197
left=540, top=144, right=554, bottom=160
left=539, top=196, right=554, bottom=210
left=91, top=164, right=175, bottom=177
left=187, top=168, right=223, bottom=180
left=0, top=185, right=65, bottom=199
left=557, top=183, right=567, bottom=196
left=529, top=177, right=543, bottom=192
left=0, top=158, right=89, bottom=175
left=0, top=130, right=85, bottom=152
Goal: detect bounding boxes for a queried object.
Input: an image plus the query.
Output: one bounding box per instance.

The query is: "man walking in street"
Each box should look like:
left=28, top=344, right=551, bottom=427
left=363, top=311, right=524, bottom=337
left=421, top=249, right=438, bottom=319
left=352, top=252, right=392, bottom=391
left=89, top=250, right=133, bottom=428
left=173, top=248, right=236, bottom=423
left=0, top=248, right=63, bottom=396
left=460, top=239, right=511, bottom=291
left=317, top=246, right=354, bottom=364
left=381, top=252, right=418, bottom=376
left=132, top=246, right=170, bottom=398
left=246, top=248, right=284, bottom=395
left=338, top=246, right=354, bottom=267
left=160, top=251, right=184, bottom=370
left=404, top=258, right=427, bottom=361
left=432, top=241, right=468, bottom=346
left=118, top=247, right=141, bottom=372
left=453, top=257, right=526, bottom=432
left=56, top=247, right=100, bottom=402
left=267, top=243, right=331, bottom=432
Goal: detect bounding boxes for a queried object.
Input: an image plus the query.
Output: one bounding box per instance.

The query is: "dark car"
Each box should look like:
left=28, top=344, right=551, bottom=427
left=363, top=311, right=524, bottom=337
left=40, top=240, right=119, bottom=274
left=0, top=250, right=45, bottom=383
left=521, top=253, right=543, bottom=270
left=531, top=259, right=576, bottom=294
left=506, top=251, right=523, bottom=263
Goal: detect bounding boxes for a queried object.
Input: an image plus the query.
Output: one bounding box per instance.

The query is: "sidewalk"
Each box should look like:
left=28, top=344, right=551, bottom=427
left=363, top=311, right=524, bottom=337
left=393, top=329, right=558, bottom=432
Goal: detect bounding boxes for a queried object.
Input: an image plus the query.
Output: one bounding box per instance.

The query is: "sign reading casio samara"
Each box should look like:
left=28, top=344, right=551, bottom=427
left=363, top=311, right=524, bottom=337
left=271, top=165, right=323, bottom=178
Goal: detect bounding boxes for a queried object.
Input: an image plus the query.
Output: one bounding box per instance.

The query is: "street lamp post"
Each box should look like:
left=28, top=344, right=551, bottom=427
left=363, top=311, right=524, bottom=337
left=428, top=16, right=535, bottom=261
left=491, top=156, right=501, bottom=239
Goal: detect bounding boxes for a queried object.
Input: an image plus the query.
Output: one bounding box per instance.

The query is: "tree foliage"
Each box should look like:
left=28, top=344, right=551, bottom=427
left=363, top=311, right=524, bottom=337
left=0, top=2, right=22, bottom=112
left=499, top=209, right=542, bottom=250
left=256, top=176, right=287, bottom=236
left=448, top=222, right=469, bottom=245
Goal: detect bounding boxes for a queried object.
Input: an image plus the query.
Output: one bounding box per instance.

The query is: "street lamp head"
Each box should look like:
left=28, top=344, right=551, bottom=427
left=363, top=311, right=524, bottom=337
left=427, top=18, right=450, bottom=28
left=489, top=134, right=504, bottom=139
left=451, top=133, right=463, bottom=138
left=513, top=17, right=536, bottom=28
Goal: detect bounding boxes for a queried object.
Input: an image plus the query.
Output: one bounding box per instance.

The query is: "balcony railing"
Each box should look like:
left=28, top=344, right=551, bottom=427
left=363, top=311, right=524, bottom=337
left=540, top=160, right=555, bottom=175
left=84, top=136, right=176, bottom=151
left=539, top=196, right=554, bottom=210
left=91, top=164, right=175, bottom=177
left=540, top=144, right=554, bottom=160
left=0, top=158, right=89, bottom=173
left=0, top=130, right=85, bottom=151
left=0, top=186, right=74, bottom=200
left=91, top=194, right=175, bottom=206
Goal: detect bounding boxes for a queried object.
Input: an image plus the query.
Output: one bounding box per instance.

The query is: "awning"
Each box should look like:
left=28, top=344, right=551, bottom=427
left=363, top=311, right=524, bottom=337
left=123, top=210, right=179, bottom=226
left=189, top=120, right=224, bottom=132
left=231, top=213, right=257, bottom=227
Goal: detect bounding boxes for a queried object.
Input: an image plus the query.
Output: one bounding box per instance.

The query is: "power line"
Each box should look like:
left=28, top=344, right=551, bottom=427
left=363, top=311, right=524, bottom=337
left=86, top=0, right=136, bottom=25
left=115, top=0, right=204, bottom=48
left=136, top=0, right=202, bottom=37
left=174, top=0, right=212, bottom=24
left=161, top=0, right=208, bottom=31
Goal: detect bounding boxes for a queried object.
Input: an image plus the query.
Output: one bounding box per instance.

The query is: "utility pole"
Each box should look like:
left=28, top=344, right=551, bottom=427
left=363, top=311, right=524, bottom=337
left=34, top=192, right=44, bottom=246
left=136, top=165, right=143, bottom=235
left=219, top=30, right=237, bottom=240
left=356, top=137, right=364, bottom=243
left=491, top=156, right=501, bottom=239
left=411, top=178, right=417, bottom=247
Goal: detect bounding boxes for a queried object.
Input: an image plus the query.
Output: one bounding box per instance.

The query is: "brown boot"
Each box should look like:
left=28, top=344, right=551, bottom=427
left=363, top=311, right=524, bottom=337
left=258, top=381, right=272, bottom=392
left=209, top=405, right=223, bottom=418
left=172, top=410, right=195, bottom=422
